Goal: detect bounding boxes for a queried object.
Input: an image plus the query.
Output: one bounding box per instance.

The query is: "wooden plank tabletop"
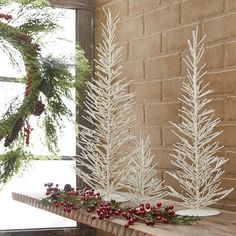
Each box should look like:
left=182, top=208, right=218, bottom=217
left=12, top=192, right=236, bottom=236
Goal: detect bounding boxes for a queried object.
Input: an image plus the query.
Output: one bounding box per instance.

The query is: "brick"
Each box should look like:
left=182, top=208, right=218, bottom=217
left=225, top=14, right=236, bottom=38
left=128, top=0, right=161, bottom=15
left=221, top=177, right=236, bottom=201
left=210, top=98, right=224, bottom=120
left=227, top=0, right=236, bottom=10
left=119, top=42, right=128, bottom=61
left=145, top=3, right=180, bottom=34
left=129, top=34, right=161, bottom=60
left=145, top=53, right=181, bottom=79
left=182, top=44, right=223, bottom=74
left=181, top=0, right=224, bottom=24
left=145, top=102, right=181, bottom=125
left=95, top=9, right=102, bottom=26
left=205, top=44, right=224, bottom=70
left=204, top=13, right=236, bottom=43
left=152, top=148, right=173, bottom=169
left=99, top=0, right=128, bottom=19
left=226, top=41, right=236, bottom=66
left=204, top=16, right=224, bottom=43
left=162, top=126, right=179, bottom=146
left=132, top=125, right=162, bottom=147
left=163, top=77, right=186, bottom=100
left=94, top=25, right=102, bottom=49
left=224, top=151, right=236, bottom=175
left=95, top=0, right=110, bottom=5
left=134, top=104, right=145, bottom=123
left=225, top=96, right=236, bottom=120
left=165, top=23, right=199, bottom=52
left=206, top=70, right=236, bottom=95
left=129, top=80, right=162, bottom=103
left=220, top=125, right=236, bottom=147
left=161, top=0, right=179, bottom=4
left=122, top=60, right=144, bottom=80
left=116, top=15, right=143, bottom=42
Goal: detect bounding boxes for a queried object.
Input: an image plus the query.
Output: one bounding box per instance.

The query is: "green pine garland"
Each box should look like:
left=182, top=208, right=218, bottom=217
left=0, top=1, right=90, bottom=184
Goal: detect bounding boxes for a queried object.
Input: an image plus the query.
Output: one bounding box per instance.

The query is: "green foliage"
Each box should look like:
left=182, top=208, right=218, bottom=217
left=0, top=2, right=91, bottom=184
left=0, top=148, right=31, bottom=184
left=1, top=0, right=49, bottom=7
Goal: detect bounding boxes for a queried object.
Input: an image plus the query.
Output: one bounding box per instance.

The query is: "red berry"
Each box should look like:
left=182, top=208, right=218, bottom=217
left=128, top=219, right=134, bottom=225
left=139, top=206, right=145, bottom=211
left=168, top=205, right=174, bottom=210
left=140, top=210, right=146, bottom=215
left=99, top=213, right=104, bottom=219
left=139, top=203, right=144, bottom=208
left=146, top=221, right=150, bottom=226
left=157, top=202, right=162, bottom=207
left=145, top=203, right=151, bottom=209
left=135, top=211, right=141, bottom=216
left=114, top=210, right=120, bottom=216
left=124, top=224, right=129, bottom=228
left=122, top=212, right=127, bottom=217
left=169, top=210, right=175, bottom=216
left=87, top=207, right=91, bottom=213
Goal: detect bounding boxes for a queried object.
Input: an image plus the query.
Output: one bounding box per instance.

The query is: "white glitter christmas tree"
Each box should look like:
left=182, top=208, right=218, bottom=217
left=124, top=133, right=168, bottom=204
left=168, top=28, right=233, bottom=216
left=75, top=9, right=136, bottom=200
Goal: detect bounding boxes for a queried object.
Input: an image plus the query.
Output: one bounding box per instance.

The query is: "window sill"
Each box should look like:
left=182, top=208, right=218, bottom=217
left=12, top=192, right=236, bottom=236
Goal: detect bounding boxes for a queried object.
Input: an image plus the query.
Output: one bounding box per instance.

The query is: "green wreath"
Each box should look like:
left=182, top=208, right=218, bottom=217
left=0, top=1, right=90, bottom=184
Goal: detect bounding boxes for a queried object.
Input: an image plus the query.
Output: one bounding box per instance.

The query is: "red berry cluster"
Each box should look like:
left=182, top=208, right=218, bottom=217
left=94, top=202, right=176, bottom=228
left=0, top=13, right=13, bottom=21
left=81, top=189, right=101, bottom=201
left=95, top=201, right=118, bottom=220
left=42, top=183, right=103, bottom=214
left=44, top=182, right=59, bottom=195
left=42, top=183, right=199, bottom=228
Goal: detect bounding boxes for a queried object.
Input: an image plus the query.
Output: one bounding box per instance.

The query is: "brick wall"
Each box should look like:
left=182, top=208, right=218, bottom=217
left=94, top=0, right=236, bottom=211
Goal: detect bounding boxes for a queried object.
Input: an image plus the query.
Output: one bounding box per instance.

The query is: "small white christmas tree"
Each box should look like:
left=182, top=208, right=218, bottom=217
left=75, top=9, right=136, bottom=200
left=168, top=28, right=233, bottom=216
left=124, top=133, right=168, bottom=204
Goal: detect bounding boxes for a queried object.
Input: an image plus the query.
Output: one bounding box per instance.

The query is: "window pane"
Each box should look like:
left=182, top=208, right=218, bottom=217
left=0, top=160, right=76, bottom=230
left=0, top=7, right=77, bottom=230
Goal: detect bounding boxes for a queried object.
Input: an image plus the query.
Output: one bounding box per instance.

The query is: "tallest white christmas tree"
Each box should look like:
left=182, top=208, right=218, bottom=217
left=75, top=9, right=136, bottom=200
left=168, top=28, right=233, bottom=216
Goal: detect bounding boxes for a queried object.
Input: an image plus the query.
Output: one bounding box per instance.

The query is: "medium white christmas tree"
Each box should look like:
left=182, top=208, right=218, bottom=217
left=75, top=9, right=136, bottom=200
left=124, top=133, right=168, bottom=204
left=168, top=28, right=233, bottom=216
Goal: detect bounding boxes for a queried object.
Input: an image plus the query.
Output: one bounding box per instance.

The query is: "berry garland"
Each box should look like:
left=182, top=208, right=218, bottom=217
left=42, top=183, right=200, bottom=228
left=0, top=2, right=90, bottom=184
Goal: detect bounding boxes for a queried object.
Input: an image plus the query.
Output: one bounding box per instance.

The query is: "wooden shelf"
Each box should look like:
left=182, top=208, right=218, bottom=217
left=12, top=192, right=236, bottom=236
